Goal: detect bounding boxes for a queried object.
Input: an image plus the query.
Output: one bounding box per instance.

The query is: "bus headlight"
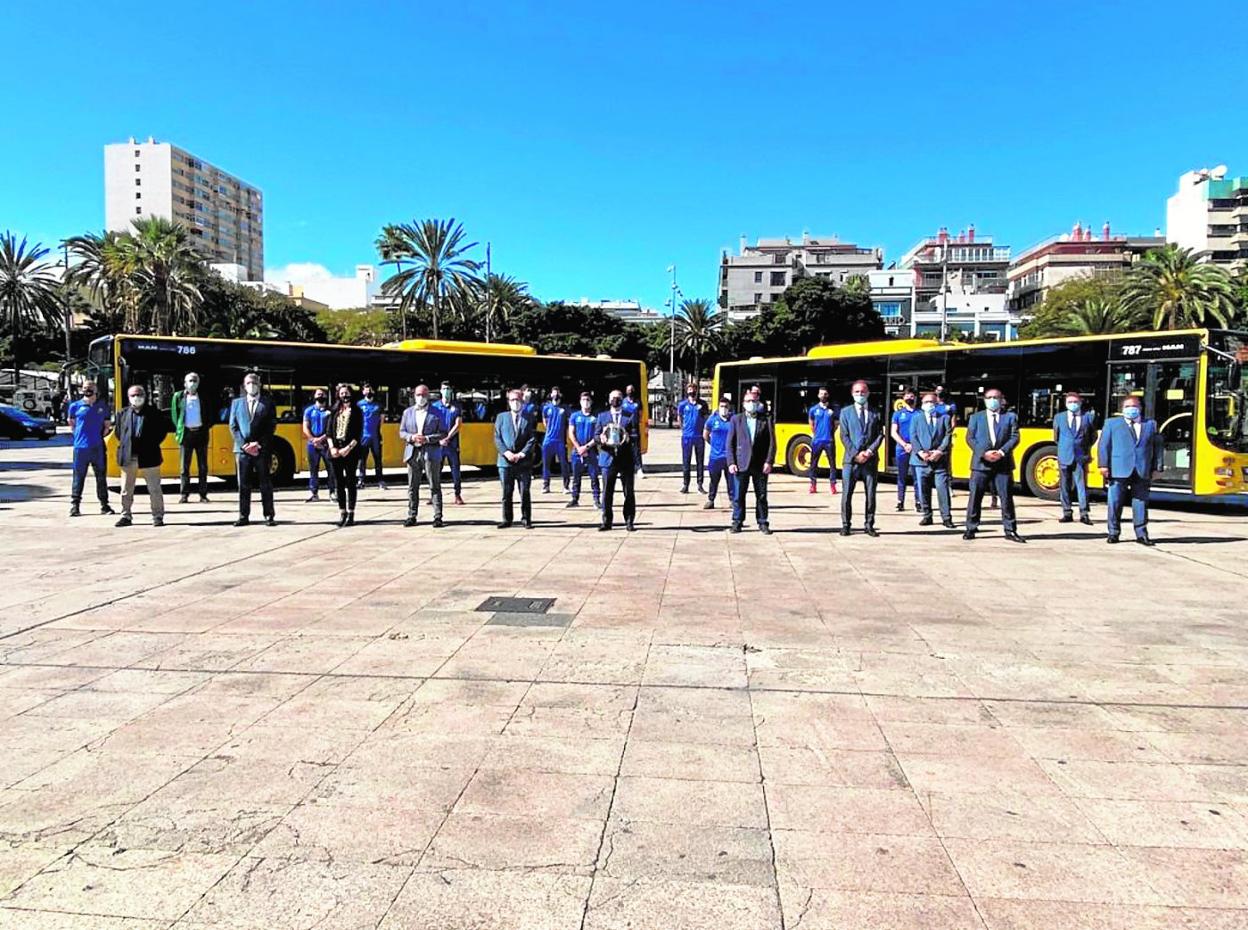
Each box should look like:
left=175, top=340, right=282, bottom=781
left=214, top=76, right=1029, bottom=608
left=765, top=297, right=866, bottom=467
left=1214, top=467, right=1235, bottom=477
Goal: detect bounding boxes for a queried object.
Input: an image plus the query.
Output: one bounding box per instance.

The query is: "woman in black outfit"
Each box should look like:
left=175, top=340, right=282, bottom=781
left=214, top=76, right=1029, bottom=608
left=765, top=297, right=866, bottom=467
left=327, top=382, right=363, bottom=525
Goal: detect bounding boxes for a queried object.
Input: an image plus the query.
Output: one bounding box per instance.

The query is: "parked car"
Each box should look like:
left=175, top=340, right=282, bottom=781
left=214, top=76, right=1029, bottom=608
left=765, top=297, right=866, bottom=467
left=0, top=405, right=56, bottom=440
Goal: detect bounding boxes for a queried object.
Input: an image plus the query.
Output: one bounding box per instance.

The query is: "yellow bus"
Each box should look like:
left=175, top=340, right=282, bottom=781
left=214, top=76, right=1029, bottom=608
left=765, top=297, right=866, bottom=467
left=87, top=334, right=648, bottom=482
left=712, top=328, right=1248, bottom=499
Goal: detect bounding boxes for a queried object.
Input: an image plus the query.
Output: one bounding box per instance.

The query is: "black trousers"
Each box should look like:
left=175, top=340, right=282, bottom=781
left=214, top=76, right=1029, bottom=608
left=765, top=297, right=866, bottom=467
left=332, top=452, right=360, bottom=512
left=179, top=427, right=209, bottom=498
left=840, top=462, right=878, bottom=529
left=602, top=454, right=636, bottom=526
left=499, top=466, right=532, bottom=524
left=236, top=451, right=274, bottom=520
left=966, top=468, right=1016, bottom=533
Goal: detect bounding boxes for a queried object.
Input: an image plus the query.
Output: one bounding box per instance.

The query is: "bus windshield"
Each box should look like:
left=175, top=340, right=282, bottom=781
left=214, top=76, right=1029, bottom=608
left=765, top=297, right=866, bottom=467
left=1206, top=332, right=1248, bottom=453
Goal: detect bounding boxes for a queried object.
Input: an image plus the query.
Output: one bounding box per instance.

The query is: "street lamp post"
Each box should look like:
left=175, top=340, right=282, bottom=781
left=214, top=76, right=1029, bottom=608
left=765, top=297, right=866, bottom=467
left=939, top=244, right=950, bottom=343
left=61, top=243, right=73, bottom=395
left=666, top=264, right=679, bottom=382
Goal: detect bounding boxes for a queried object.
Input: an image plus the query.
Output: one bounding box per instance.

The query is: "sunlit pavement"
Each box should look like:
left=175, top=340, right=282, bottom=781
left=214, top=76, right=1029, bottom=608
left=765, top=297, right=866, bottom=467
left=1, top=430, right=1247, bottom=929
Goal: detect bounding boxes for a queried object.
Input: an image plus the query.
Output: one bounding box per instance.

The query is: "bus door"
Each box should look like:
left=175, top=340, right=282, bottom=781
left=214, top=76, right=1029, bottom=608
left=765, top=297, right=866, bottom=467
left=885, top=371, right=941, bottom=474
left=1108, top=360, right=1196, bottom=489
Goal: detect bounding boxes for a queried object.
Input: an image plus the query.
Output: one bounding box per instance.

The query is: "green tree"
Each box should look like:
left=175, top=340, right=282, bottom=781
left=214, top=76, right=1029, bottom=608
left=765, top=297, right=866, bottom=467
left=480, top=273, right=535, bottom=342
left=1122, top=244, right=1234, bottom=330
left=1018, top=275, right=1131, bottom=339
left=1229, top=267, right=1248, bottom=326
left=199, top=276, right=325, bottom=342
left=376, top=218, right=483, bottom=340
left=0, top=233, right=63, bottom=391
left=317, top=307, right=397, bottom=345
left=1055, top=298, right=1145, bottom=336
left=842, top=274, right=871, bottom=299
left=116, top=216, right=205, bottom=335
left=64, top=230, right=140, bottom=327
left=755, top=276, right=884, bottom=355
left=673, top=298, right=723, bottom=380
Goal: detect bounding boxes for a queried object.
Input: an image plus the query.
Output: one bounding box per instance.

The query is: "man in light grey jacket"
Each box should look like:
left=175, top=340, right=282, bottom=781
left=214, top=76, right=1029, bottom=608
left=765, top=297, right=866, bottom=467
left=399, top=384, right=446, bottom=528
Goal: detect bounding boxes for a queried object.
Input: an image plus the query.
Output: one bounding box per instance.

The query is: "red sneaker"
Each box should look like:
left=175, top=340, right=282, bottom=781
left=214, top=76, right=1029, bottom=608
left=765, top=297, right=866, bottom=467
left=454, top=495, right=465, bottom=505
left=829, top=483, right=839, bottom=495
left=808, top=483, right=817, bottom=494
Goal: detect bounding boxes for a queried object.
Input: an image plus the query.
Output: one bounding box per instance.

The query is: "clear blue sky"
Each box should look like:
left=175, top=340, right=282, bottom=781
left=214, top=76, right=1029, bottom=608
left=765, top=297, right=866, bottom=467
left=2, top=1, right=1244, bottom=312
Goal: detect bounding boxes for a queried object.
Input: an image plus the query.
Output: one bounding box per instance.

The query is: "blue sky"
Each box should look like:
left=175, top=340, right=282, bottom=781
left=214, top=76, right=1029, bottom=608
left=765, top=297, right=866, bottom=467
left=2, top=1, right=1245, bottom=312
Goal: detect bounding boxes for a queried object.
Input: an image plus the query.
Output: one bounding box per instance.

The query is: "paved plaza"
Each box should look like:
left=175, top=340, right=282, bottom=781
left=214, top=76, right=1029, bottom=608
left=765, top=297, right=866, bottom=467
left=1, top=430, right=1247, bottom=929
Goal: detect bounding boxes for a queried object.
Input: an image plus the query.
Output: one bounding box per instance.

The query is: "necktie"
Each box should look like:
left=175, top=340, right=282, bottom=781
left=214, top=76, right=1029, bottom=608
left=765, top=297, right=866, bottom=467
left=249, top=399, right=257, bottom=419
left=1133, top=422, right=1140, bottom=443
left=859, top=407, right=866, bottom=429
left=989, top=412, right=997, bottom=445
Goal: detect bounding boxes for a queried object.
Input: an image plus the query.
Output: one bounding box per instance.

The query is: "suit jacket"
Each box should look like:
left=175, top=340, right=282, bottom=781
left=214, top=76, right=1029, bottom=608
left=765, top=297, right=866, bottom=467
left=113, top=405, right=170, bottom=469
left=171, top=390, right=211, bottom=444
left=838, top=404, right=883, bottom=466
left=398, top=404, right=446, bottom=463
left=494, top=410, right=538, bottom=470
left=966, top=409, right=1019, bottom=472
left=228, top=395, right=277, bottom=455
left=1097, top=416, right=1164, bottom=480
left=594, top=410, right=639, bottom=468
left=909, top=411, right=953, bottom=472
left=726, top=412, right=776, bottom=474
left=1052, top=409, right=1098, bottom=466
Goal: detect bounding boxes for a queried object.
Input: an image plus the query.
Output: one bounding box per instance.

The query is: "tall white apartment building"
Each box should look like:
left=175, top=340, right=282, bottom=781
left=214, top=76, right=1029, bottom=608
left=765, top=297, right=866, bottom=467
left=104, top=137, right=264, bottom=281
left=1166, top=166, right=1248, bottom=267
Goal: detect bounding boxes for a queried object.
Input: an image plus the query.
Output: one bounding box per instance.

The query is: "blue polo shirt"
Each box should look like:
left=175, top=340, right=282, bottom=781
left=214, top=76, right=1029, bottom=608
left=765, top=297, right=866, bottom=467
left=705, top=412, right=733, bottom=462
left=68, top=399, right=110, bottom=449
left=808, top=403, right=836, bottom=445
left=357, top=398, right=383, bottom=441
left=892, top=405, right=918, bottom=447
left=622, top=397, right=639, bottom=419
left=522, top=401, right=537, bottom=421
left=933, top=401, right=955, bottom=420
left=570, top=410, right=598, bottom=452
left=677, top=399, right=707, bottom=441
left=542, top=401, right=568, bottom=446
left=303, top=403, right=331, bottom=438
left=433, top=400, right=463, bottom=447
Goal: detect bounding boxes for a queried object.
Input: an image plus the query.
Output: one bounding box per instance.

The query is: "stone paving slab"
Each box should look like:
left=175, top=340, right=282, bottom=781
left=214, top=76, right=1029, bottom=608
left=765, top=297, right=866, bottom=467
left=1, top=431, right=1246, bottom=928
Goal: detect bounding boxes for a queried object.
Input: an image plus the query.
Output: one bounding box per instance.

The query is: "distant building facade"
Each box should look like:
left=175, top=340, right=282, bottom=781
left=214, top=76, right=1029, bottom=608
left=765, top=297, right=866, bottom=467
left=567, top=298, right=666, bottom=325
left=895, top=227, right=1018, bottom=340
left=1008, top=223, right=1165, bottom=314
left=269, top=265, right=379, bottom=310
left=867, top=269, right=913, bottom=337
left=1167, top=167, right=1248, bottom=266
left=105, top=138, right=263, bottom=281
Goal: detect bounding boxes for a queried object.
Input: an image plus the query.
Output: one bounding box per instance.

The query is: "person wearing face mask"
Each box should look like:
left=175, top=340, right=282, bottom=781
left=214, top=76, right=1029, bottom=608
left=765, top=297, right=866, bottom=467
left=171, top=371, right=211, bottom=504
left=327, top=382, right=364, bottom=526
left=400, top=383, right=447, bottom=528
left=433, top=382, right=465, bottom=505
left=541, top=387, right=572, bottom=494
left=1097, top=396, right=1164, bottom=546
left=112, top=384, right=170, bottom=527
left=228, top=370, right=277, bottom=527
left=1052, top=390, right=1098, bottom=525
left=494, top=388, right=538, bottom=528
left=566, top=391, right=601, bottom=509
left=356, top=382, right=386, bottom=491
left=889, top=388, right=922, bottom=513
left=596, top=389, right=640, bottom=531
left=910, top=392, right=956, bottom=528
left=676, top=384, right=709, bottom=495
left=963, top=388, right=1023, bottom=542
left=67, top=380, right=115, bottom=517
left=838, top=380, right=883, bottom=537
left=726, top=389, right=775, bottom=534
left=623, top=384, right=645, bottom=478
left=702, top=396, right=737, bottom=510
left=806, top=387, right=839, bottom=496
left=520, top=386, right=538, bottom=420
left=301, top=389, right=335, bottom=502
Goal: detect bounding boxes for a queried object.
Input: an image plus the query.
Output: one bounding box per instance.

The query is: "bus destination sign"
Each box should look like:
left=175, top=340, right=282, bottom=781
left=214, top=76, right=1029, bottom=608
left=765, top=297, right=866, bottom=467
left=1111, top=335, right=1202, bottom=361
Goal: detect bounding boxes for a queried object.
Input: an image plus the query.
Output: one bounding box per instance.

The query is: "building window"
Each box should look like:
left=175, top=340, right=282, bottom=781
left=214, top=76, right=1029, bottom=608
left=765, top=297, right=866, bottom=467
left=135, top=165, right=140, bottom=172
left=753, top=293, right=762, bottom=305
left=773, top=253, right=787, bottom=265
left=770, top=271, right=786, bottom=286
left=135, top=193, right=141, bottom=200
left=135, top=179, right=141, bottom=187
left=134, top=149, right=140, bottom=156
left=135, top=207, right=142, bottom=215
left=753, top=271, right=762, bottom=284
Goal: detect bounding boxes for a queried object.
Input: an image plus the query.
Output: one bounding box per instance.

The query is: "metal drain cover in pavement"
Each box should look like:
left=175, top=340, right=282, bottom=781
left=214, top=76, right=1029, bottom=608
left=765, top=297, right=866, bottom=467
left=476, top=596, right=556, bottom=614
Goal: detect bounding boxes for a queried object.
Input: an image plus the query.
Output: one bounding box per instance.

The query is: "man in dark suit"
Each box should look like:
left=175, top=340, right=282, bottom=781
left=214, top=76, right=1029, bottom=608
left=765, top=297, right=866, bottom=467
left=964, top=388, right=1023, bottom=542
left=1097, top=395, right=1165, bottom=546
left=726, top=388, right=776, bottom=534
left=911, top=391, right=955, bottom=528
left=228, top=370, right=277, bottom=527
left=596, top=389, right=640, bottom=531
left=1052, top=390, right=1098, bottom=525
left=113, top=383, right=170, bottom=527
left=493, top=387, right=537, bottom=528
left=838, top=380, right=883, bottom=537
left=400, top=383, right=447, bottom=528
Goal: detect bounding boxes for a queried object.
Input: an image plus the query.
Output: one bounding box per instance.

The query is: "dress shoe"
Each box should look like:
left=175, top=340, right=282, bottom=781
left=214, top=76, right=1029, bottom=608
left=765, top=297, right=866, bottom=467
left=1058, top=514, right=1073, bottom=523
left=338, top=513, right=349, bottom=527
left=914, top=502, right=923, bottom=512
left=69, top=505, right=81, bottom=517
left=702, top=500, right=714, bottom=510
left=895, top=501, right=904, bottom=511
left=178, top=495, right=189, bottom=504
left=565, top=500, right=579, bottom=508
left=730, top=523, right=742, bottom=534
left=433, top=518, right=444, bottom=528
left=542, top=485, right=551, bottom=494
left=264, top=516, right=277, bottom=527
left=1135, top=535, right=1156, bottom=547
left=522, top=519, right=533, bottom=529
left=152, top=518, right=164, bottom=527
left=233, top=517, right=250, bottom=527
left=942, top=520, right=957, bottom=529
left=403, top=517, right=417, bottom=527
left=697, top=485, right=706, bottom=494
left=962, top=530, right=975, bottom=540
left=839, top=527, right=851, bottom=537
left=345, top=513, right=355, bottom=526
left=864, top=526, right=879, bottom=537
left=1004, top=531, right=1026, bottom=543
left=759, top=524, right=772, bottom=535
left=598, top=523, right=612, bottom=532
left=1107, top=535, right=1119, bottom=544
left=919, top=516, right=933, bottom=526
left=306, top=494, right=319, bottom=503
left=497, top=521, right=513, bottom=529
left=199, top=495, right=210, bottom=503
left=378, top=481, right=388, bottom=491
left=680, top=486, right=689, bottom=494
left=114, top=516, right=132, bottom=527
left=100, top=504, right=115, bottom=515
left=1080, top=515, right=1093, bottom=526
left=626, top=521, right=636, bottom=532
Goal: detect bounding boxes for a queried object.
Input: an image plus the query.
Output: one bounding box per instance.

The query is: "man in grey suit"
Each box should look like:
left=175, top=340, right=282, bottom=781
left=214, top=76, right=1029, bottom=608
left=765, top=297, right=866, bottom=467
left=839, top=380, right=883, bottom=536
left=725, top=387, right=776, bottom=534
left=911, top=391, right=955, bottom=528
left=493, top=387, right=537, bottom=528
left=228, top=370, right=277, bottom=527
left=400, top=383, right=446, bottom=528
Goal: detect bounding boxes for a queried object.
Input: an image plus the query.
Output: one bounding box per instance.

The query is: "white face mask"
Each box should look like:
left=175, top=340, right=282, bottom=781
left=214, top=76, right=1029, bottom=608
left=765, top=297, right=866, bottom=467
left=581, top=401, right=592, bottom=412
left=129, top=394, right=145, bottom=408
left=509, top=399, right=523, bottom=412
left=244, top=382, right=260, bottom=397
left=719, top=407, right=731, bottom=418
left=744, top=400, right=758, bottom=414
left=414, top=396, right=428, bottom=409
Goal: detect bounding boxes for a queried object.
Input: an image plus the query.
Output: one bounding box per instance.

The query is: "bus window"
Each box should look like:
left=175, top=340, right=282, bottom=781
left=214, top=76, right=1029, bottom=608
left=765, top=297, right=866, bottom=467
left=1018, top=341, right=1106, bottom=427
left=1109, top=364, right=1147, bottom=412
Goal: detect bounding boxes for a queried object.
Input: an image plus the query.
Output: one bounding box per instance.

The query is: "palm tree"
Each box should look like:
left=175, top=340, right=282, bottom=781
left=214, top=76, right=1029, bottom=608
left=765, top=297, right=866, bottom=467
left=117, top=217, right=204, bottom=335
left=1055, top=298, right=1145, bottom=336
left=842, top=274, right=871, bottom=298
left=0, top=233, right=63, bottom=392
left=480, top=273, right=533, bottom=341
left=64, top=230, right=141, bottom=328
left=674, top=298, right=724, bottom=381
left=1123, top=245, right=1234, bottom=330
left=376, top=218, right=482, bottom=340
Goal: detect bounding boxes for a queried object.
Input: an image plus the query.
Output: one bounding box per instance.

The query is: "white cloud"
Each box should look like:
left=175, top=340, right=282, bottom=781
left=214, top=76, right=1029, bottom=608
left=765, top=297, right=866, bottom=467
left=264, top=262, right=337, bottom=285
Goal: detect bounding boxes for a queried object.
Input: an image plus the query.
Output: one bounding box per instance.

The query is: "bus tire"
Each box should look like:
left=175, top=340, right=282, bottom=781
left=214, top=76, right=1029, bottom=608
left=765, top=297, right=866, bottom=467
left=1023, top=443, right=1062, bottom=500
left=269, top=438, right=296, bottom=486
left=785, top=435, right=814, bottom=478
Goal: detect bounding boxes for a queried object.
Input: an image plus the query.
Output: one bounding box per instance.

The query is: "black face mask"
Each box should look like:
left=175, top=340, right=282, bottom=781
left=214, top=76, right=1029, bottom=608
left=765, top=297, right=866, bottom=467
left=315, top=398, right=326, bottom=406
left=610, top=398, right=623, bottom=408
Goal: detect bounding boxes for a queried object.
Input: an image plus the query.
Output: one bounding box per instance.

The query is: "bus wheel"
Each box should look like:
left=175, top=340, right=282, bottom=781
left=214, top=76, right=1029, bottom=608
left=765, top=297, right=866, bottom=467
left=785, top=436, right=814, bottom=478
left=269, top=438, right=296, bottom=486
left=1024, top=444, right=1062, bottom=500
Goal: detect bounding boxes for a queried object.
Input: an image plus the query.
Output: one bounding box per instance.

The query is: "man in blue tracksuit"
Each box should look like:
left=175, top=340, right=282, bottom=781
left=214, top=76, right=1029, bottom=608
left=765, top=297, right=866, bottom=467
left=889, top=387, right=921, bottom=512
left=806, top=387, right=839, bottom=496
left=567, top=391, right=601, bottom=509
left=702, top=396, right=736, bottom=510
left=677, top=384, right=709, bottom=494
left=623, top=384, right=644, bottom=477
left=433, top=381, right=465, bottom=505
left=301, top=389, right=335, bottom=502
left=67, top=381, right=115, bottom=517
left=541, top=387, right=570, bottom=493
left=356, top=382, right=386, bottom=490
